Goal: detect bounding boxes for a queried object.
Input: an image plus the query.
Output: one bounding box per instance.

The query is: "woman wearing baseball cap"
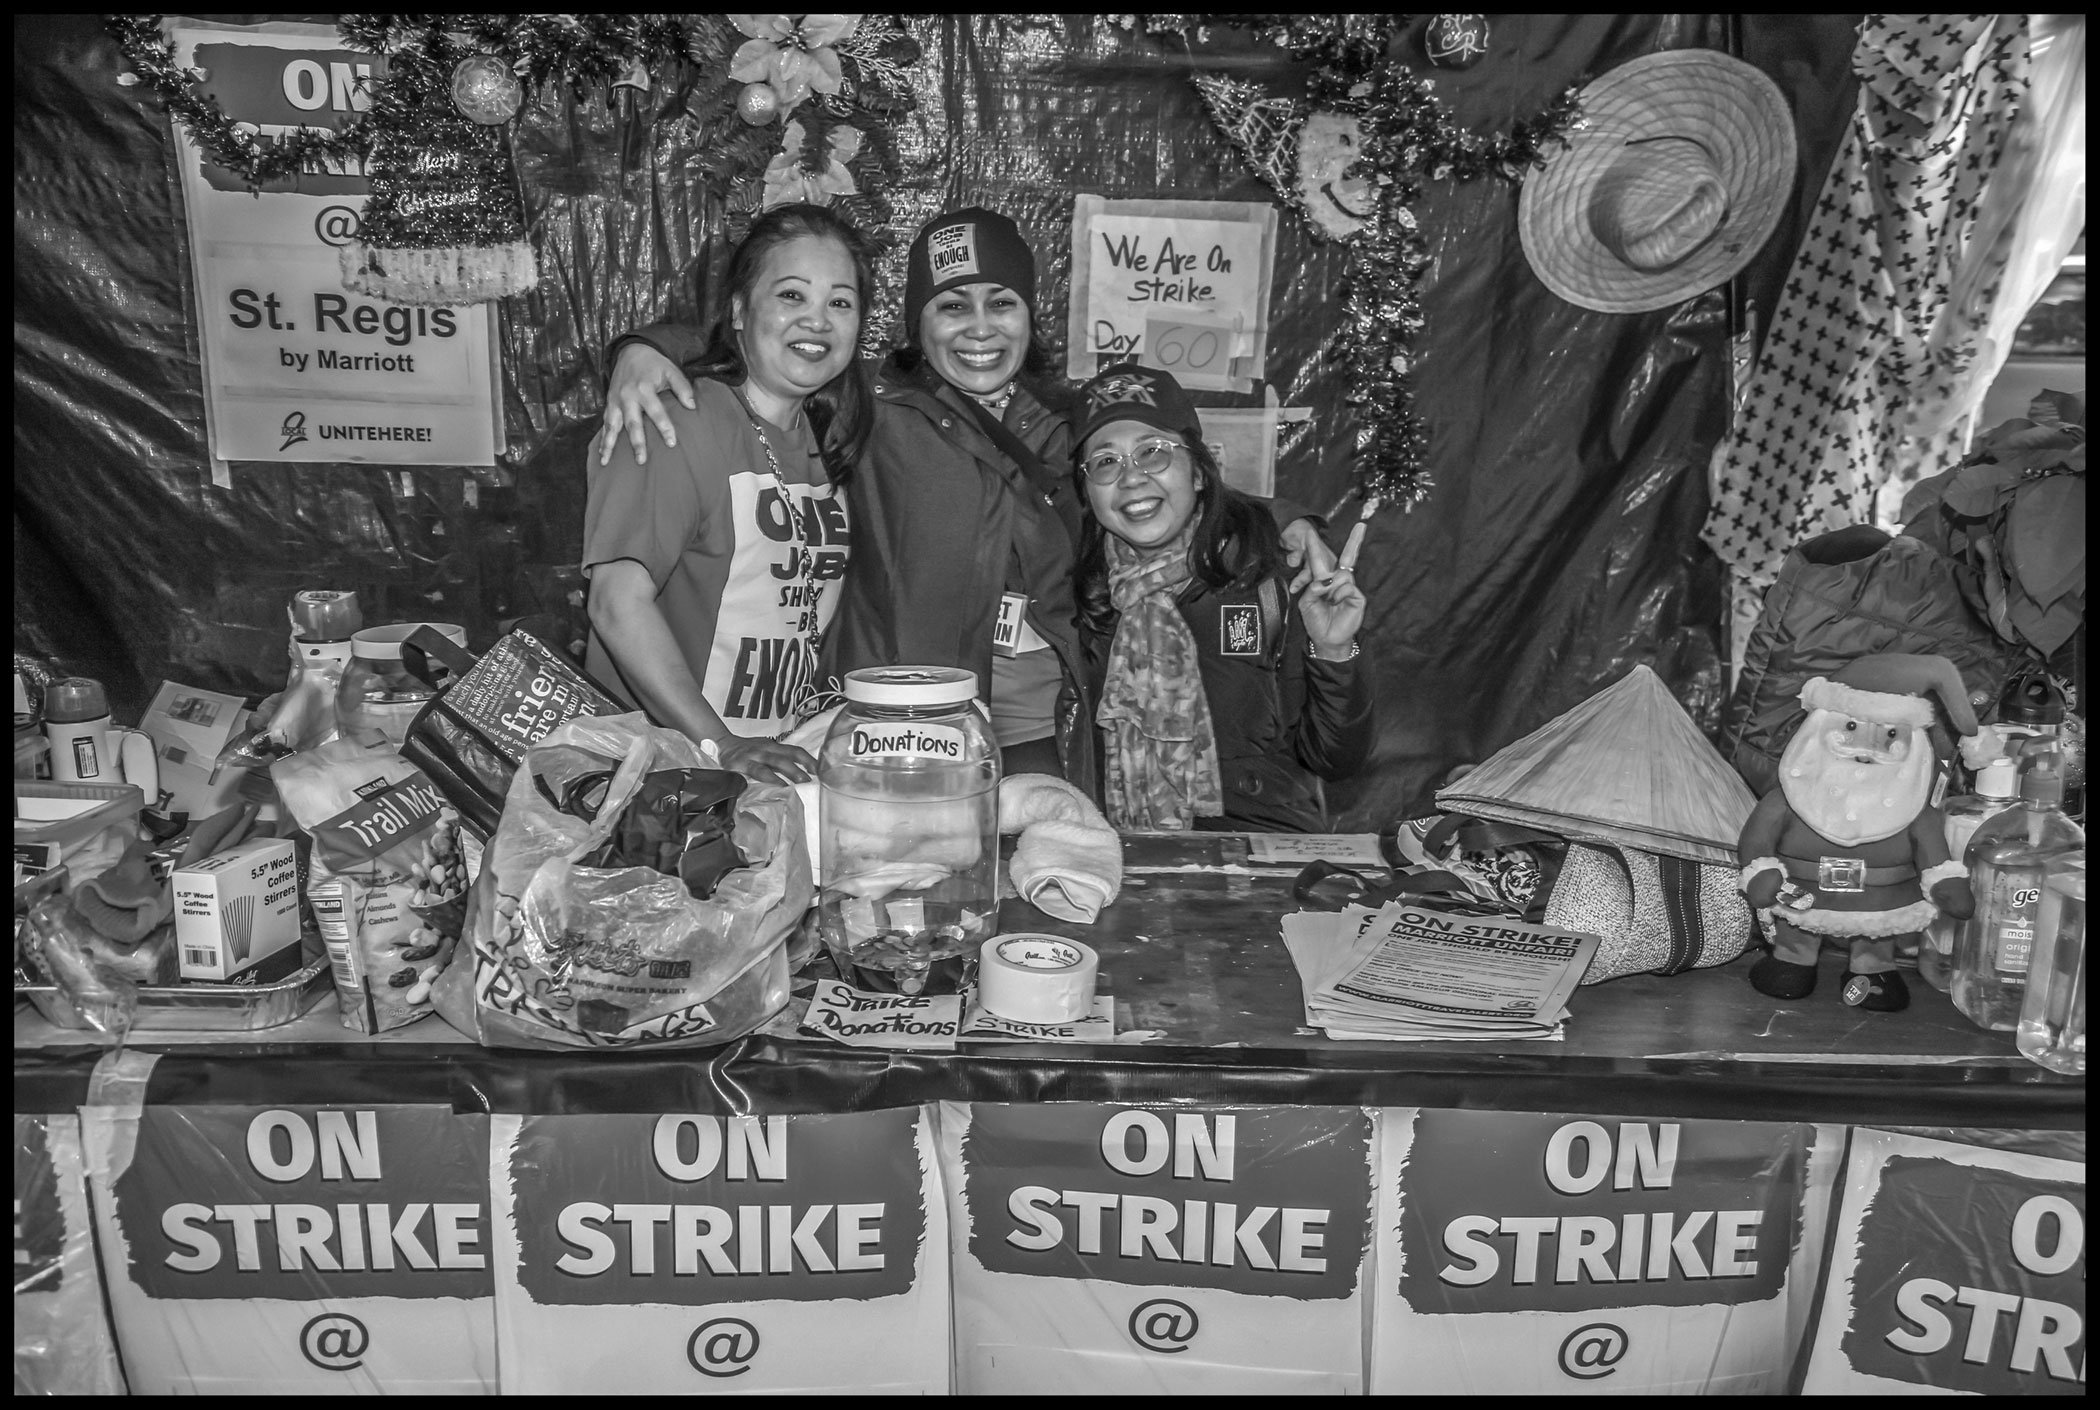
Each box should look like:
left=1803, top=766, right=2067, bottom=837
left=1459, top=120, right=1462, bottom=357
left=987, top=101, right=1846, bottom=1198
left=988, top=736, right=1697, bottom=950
left=1074, top=364, right=1373, bottom=832
left=600, top=207, right=1333, bottom=787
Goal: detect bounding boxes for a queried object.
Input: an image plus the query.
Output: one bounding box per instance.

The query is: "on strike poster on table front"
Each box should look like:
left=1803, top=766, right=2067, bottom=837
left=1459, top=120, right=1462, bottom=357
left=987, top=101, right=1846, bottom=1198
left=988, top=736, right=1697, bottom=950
left=489, top=1107, right=951, bottom=1393
left=1372, top=1108, right=1843, bottom=1394
left=940, top=1101, right=1376, bottom=1393
left=1802, top=1127, right=2084, bottom=1395
left=84, top=1103, right=498, bottom=1393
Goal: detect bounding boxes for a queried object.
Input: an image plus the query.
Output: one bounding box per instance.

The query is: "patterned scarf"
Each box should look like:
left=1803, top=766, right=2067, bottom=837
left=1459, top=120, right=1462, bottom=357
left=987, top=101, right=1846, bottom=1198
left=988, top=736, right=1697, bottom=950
left=1096, top=527, right=1223, bottom=829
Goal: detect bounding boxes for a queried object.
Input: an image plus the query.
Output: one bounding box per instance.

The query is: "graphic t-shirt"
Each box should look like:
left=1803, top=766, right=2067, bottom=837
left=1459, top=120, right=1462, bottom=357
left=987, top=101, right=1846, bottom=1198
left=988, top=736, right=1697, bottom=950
left=582, top=379, right=850, bottom=736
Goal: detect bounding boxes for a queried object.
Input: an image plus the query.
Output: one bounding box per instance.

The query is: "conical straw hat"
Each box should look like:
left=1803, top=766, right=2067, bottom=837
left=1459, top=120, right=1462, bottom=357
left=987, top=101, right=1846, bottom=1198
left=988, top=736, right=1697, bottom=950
left=1435, top=665, right=1756, bottom=866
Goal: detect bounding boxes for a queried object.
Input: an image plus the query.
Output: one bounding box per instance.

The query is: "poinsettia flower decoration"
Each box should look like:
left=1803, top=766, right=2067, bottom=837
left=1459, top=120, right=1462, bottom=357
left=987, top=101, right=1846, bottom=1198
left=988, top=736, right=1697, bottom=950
left=761, top=120, right=863, bottom=208
left=730, top=14, right=861, bottom=114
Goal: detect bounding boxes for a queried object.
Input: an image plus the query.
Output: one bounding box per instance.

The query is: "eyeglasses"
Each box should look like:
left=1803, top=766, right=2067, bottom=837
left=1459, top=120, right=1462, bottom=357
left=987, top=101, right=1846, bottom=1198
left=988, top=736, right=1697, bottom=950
left=1082, top=437, right=1186, bottom=484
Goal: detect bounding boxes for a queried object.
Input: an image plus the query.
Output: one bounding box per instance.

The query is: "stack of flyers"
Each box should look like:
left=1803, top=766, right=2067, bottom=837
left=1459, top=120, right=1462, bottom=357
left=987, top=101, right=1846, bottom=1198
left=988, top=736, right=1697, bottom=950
left=1280, top=901, right=1599, bottom=1041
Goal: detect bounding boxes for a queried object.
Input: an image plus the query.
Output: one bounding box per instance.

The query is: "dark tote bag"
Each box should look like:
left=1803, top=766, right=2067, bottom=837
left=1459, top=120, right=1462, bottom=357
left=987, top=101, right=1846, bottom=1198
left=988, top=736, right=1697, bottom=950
left=398, top=620, right=625, bottom=838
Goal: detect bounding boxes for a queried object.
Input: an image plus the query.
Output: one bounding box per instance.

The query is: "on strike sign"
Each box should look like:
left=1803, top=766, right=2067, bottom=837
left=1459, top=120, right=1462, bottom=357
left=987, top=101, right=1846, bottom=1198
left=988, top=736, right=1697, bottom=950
left=86, top=1104, right=496, bottom=1393
left=166, top=19, right=501, bottom=466
left=941, top=1102, right=1374, bottom=1393
left=1804, top=1128, right=2084, bottom=1395
left=490, top=1108, right=949, bottom=1393
left=1373, top=1109, right=1840, bottom=1394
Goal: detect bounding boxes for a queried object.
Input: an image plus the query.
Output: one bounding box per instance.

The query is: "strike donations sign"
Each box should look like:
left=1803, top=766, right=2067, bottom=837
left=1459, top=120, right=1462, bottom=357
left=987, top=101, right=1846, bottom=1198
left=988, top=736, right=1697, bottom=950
left=85, top=1104, right=497, bottom=1393
left=14, top=1116, right=127, bottom=1395
left=1803, top=1128, right=2084, bottom=1395
left=941, top=1102, right=1374, bottom=1393
left=166, top=20, right=501, bottom=465
left=490, top=1108, right=950, bottom=1393
left=1373, top=1109, right=1841, bottom=1394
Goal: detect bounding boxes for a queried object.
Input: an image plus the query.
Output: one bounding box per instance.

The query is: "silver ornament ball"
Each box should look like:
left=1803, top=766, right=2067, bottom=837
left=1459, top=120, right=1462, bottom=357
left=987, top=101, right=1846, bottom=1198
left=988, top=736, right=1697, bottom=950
left=737, top=80, right=781, bottom=126
left=451, top=54, right=523, bottom=125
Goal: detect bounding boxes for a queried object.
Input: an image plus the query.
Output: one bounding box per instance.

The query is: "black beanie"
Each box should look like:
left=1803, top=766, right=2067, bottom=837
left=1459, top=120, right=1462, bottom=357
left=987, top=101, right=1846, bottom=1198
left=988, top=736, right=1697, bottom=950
left=902, top=208, right=1037, bottom=338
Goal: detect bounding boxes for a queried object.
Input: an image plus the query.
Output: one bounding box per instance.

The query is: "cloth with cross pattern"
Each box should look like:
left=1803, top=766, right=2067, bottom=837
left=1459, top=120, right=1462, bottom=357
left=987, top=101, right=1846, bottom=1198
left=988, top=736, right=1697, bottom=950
left=1704, top=15, right=2031, bottom=589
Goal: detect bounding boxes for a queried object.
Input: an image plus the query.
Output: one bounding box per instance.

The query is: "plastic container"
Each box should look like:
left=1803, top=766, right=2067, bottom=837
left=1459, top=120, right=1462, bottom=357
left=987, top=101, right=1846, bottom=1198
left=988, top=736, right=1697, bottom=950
left=1920, top=755, right=2018, bottom=992
left=815, top=666, right=999, bottom=994
left=335, top=622, right=468, bottom=751
left=2017, top=857, right=2085, bottom=1074
left=15, top=727, right=49, bottom=780
left=1951, top=739, right=2084, bottom=1031
left=18, top=952, right=333, bottom=1032
left=13, top=780, right=144, bottom=858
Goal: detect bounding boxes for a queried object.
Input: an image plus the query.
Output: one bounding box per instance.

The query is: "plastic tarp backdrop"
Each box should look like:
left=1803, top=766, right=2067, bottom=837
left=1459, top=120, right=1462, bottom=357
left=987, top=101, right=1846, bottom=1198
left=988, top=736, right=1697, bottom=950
left=13, top=15, right=1861, bottom=820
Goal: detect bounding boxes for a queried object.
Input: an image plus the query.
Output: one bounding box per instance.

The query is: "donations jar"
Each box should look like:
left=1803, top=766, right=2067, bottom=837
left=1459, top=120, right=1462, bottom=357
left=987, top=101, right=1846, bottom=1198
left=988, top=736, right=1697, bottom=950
left=334, top=622, right=467, bottom=752
left=2017, top=856, right=2085, bottom=1075
left=816, top=667, right=999, bottom=995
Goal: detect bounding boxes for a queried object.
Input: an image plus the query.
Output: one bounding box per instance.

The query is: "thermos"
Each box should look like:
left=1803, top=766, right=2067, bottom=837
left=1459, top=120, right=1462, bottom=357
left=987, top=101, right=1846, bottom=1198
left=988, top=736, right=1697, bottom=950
left=43, top=676, right=160, bottom=799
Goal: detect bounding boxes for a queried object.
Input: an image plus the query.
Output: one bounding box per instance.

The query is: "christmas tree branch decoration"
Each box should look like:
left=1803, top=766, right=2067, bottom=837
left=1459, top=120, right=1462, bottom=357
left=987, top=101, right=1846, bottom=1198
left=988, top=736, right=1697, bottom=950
left=1166, top=14, right=1582, bottom=510
left=107, top=15, right=376, bottom=185
left=106, top=13, right=922, bottom=304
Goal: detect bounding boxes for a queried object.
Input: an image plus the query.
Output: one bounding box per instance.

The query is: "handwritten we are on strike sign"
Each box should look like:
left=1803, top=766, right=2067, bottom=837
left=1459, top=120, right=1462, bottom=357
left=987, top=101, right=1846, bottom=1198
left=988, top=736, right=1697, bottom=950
left=1066, top=197, right=1277, bottom=390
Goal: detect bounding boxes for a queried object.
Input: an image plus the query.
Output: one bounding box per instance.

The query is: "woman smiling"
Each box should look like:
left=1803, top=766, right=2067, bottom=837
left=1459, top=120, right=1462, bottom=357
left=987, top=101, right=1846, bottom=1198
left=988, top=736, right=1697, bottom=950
left=600, top=205, right=1337, bottom=790
left=582, top=204, right=873, bottom=783
left=1075, top=365, right=1373, bottom=832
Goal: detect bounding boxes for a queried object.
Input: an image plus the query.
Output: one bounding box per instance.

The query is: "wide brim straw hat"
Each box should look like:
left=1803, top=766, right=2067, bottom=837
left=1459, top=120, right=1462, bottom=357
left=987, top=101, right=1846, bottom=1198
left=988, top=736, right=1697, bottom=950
left=1519, top=48, right=1796, bottom=314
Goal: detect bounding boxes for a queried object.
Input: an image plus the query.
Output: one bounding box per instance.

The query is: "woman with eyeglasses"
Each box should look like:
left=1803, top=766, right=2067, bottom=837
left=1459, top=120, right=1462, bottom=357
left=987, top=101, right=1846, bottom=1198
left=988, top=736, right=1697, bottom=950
left=1075, top=365, right=1373, bottom=832
left=597, top=208, right=1335, bottom=789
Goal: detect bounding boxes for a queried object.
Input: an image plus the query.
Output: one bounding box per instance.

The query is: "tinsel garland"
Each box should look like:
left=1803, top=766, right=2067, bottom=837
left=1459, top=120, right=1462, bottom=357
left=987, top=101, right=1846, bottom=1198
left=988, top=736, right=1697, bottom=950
left=105, top=14, right=920, bottom=303
left=1129, top=13, right=1581, bottom=510
left=1320, top=51, right=1581, bottom=510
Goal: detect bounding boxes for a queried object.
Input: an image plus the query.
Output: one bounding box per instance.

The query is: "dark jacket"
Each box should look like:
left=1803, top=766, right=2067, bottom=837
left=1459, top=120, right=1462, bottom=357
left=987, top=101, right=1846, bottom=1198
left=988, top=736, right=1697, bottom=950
left=616, top=328, right=1098, bottom=787
left=1083, top=575, right=1375, bottom=832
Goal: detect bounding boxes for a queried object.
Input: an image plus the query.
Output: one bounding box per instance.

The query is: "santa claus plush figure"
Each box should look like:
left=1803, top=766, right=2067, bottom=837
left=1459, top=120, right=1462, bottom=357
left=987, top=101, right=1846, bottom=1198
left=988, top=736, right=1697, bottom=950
left=1738, top=653, right=1986, bottom=1012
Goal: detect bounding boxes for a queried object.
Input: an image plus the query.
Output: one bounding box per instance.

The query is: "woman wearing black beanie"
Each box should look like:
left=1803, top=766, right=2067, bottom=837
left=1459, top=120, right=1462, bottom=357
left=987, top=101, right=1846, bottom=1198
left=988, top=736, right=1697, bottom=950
left=600, top=206, right=1331, bottom=793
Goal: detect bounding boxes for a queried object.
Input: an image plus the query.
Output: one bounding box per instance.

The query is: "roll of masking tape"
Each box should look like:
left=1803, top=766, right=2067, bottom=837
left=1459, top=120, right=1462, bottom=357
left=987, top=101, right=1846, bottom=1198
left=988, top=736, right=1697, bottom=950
left=977, top=933, right=1098, bottom=1023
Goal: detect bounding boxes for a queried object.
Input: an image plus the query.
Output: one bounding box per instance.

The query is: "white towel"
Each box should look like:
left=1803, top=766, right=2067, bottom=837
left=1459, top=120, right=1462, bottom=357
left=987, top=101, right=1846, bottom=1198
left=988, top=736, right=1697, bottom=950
left=999, top=773, right=1123, bottom=924
left=779, top=707, right=843, bottom=887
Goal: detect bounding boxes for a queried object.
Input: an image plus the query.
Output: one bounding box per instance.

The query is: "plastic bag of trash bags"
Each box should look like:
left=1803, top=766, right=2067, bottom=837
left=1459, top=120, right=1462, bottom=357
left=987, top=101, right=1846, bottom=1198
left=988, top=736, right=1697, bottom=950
left=431, top=712, right=809, bottom=1050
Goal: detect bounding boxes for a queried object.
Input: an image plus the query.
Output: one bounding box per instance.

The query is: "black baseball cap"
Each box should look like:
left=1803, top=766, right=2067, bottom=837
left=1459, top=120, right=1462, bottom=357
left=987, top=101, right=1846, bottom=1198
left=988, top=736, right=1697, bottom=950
left=1074, top=362, right=1204, bottom=448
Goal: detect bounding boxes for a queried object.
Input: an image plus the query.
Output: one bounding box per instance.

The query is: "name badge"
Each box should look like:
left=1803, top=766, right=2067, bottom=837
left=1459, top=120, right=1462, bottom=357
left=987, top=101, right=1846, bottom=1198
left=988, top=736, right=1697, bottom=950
left=1817, top=856, right=1867, bottom=893
left=993, top=592, right=1027, bottom=659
